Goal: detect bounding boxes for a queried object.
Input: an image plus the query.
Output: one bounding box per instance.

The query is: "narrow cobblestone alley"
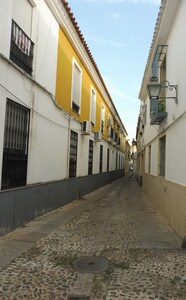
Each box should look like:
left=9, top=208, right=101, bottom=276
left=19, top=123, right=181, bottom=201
left=0, top=175, right=185, bottom=300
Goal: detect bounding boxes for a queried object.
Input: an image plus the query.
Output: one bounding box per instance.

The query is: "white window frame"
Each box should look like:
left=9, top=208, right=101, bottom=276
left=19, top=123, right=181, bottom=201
left=90, top=85, right=96, bottom=126
left=108, top=113, right=114, bottom=127
left=71, top=57, right=82, bottom=115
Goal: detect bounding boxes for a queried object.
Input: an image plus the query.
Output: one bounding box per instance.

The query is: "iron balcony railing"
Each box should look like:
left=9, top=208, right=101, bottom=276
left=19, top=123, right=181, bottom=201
left=10, top=20, right=34, bottom=75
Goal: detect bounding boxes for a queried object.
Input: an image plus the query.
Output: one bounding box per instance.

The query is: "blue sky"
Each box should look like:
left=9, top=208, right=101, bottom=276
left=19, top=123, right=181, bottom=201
left=67, top=0, right=161, bottom=141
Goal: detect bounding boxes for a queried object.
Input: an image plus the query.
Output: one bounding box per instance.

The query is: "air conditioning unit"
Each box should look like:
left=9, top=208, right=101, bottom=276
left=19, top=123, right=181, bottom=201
left=81, top=120, right=91, bottom=135
left=94, top=131, right=102, bottom=141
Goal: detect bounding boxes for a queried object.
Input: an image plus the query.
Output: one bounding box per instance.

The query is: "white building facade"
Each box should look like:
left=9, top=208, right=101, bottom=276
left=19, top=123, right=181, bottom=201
left=138, top=0, right=186, bottom=238
left=0, top=0, right=128, bottom=235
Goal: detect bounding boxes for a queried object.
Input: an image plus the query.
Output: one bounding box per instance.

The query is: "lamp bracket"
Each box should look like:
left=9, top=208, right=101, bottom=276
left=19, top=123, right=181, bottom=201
left=148, top=79, right=178, bottom=104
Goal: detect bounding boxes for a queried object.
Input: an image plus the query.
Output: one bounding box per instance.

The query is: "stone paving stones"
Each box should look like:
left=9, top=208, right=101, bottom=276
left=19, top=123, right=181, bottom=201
left=0, top=175, right=185, bottom=299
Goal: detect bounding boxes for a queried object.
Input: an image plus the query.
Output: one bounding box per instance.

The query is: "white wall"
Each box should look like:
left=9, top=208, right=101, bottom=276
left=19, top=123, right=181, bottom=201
left=143, top=97, right=159, bottom=146
left=0, top=0, right=13, bottom=57
left=34, top=0, right=58, bottom=94
left=163, top=0, right=186, bottom=185
left=143, top=0, right=186, bottom=185
left=12, top=0, right=33, bottom=36
left=27, top=87, right=70, bottom=183
left=166, top=118, right=186, bottom=186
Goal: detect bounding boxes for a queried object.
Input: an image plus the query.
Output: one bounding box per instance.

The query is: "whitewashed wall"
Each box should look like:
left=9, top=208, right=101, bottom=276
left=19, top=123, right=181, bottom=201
left=34, top=0, right=58, bottom=93
left=0, top=1, right=12, bottom=57
left=0, top=0, right=125, bottom=190
left=163, top=0, right=186, bottom=185
left=143, top=0, right=186, bottom=186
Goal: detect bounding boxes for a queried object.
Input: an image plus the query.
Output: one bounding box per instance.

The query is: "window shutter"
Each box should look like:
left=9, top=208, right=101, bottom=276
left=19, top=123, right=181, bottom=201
left=90, top=88, right=96, bottom=124
left=72, top=63, right=81, bottom=107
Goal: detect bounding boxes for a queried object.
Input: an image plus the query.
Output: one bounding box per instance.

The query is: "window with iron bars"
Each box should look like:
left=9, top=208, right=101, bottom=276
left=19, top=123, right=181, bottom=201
left=107, top=148, right=110, bottom=172
left=10, top=20, right=34, bottom=75
left=69, top=131, right=78, bottom=178
left=1, top=99, right=30, bottom=190
left=110, top=127, right=114, bottom=139
left=99, top=145, right=103, bottom=173
left=88, top=140, right=93, bottom=175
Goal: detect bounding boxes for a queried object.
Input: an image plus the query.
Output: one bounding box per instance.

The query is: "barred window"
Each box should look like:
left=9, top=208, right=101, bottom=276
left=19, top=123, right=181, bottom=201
left=88, top=140, right=93, bottom=175
left=1, top=99, right=30, bottom=190
left=107, top=148, right=110, bottom=172
left=116, top=152, right=118, bottom=170
left=99, top=145, right=103, bottom=173
left=69, top=131, right=78, bottom=178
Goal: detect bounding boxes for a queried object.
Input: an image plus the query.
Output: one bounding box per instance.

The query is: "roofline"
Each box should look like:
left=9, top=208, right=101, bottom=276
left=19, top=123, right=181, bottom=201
left=61, top=0, right=128, bottom=135
left=138, top=0, right=167, bottom=100
left=139, top=0, right=181, bottom=102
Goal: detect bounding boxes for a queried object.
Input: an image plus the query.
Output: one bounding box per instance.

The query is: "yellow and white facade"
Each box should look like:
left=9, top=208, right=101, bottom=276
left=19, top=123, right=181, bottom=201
left=0, top=0, right=127, bottom=234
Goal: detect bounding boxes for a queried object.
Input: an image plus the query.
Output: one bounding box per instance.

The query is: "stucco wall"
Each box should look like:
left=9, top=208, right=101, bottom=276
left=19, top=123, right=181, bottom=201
left=144, top=173, right=186, bottom=238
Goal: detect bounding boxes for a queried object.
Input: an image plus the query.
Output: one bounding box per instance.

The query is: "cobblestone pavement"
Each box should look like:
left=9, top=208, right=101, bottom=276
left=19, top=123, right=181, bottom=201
left=0, top=175, right=185, bottom=300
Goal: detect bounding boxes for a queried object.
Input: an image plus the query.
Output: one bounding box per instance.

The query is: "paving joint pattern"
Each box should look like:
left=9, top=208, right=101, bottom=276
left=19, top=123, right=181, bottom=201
left=0, top=175, right=185, bottom=299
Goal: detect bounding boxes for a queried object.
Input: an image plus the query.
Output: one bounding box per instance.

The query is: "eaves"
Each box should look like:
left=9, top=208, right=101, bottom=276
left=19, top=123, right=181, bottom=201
left=45, top=0, right=127, bottom=135
left=139, top=0, right=181, bottom=102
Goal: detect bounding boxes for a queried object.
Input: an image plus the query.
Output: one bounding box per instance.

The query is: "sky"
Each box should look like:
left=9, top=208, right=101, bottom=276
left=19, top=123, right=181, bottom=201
left=67, top=0, right=161, bottom=142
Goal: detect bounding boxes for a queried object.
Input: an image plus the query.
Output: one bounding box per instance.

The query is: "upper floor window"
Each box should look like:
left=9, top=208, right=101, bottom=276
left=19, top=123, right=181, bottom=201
left=10, top=20, right=34, bottom=75
left=90, top=86, right=96, bottom=125
left=71, top=58, right=82, bottom=114
left=108, top=114, right=113, bottom=127
left=101, top=104, right=105, bottom=134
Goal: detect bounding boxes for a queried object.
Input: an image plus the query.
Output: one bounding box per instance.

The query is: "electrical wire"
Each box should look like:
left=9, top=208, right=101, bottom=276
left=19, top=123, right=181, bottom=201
left=0, top=82, right=81, bottom=131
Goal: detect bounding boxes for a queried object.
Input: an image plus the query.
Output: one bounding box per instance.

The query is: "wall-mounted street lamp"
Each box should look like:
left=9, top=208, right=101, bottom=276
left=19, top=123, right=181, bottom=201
left=147, top=77, right=178, bottom=104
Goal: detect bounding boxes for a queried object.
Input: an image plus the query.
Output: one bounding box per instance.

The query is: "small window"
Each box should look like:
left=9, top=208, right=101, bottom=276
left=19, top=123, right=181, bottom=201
left=69, top=131, right=78, bottom=178
left=10, top=20, right=34, bottom=75
left=71, top=58, right=82, bottom=114
left=99, top=145, right=103, bottom=173
left=159, top=136, right=166, bottom=177
left=88, top=140, right=93, bottom=175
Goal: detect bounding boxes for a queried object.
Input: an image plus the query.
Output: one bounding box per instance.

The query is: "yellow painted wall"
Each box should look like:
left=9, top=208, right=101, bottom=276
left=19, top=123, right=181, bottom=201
left=55, top=27, right=125, bottom=150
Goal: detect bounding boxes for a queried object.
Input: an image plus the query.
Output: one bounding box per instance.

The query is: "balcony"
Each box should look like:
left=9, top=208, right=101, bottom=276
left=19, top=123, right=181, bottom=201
left=150, top=98, right=167, bottom=125
left=10, top=20, right=34, bottom=75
